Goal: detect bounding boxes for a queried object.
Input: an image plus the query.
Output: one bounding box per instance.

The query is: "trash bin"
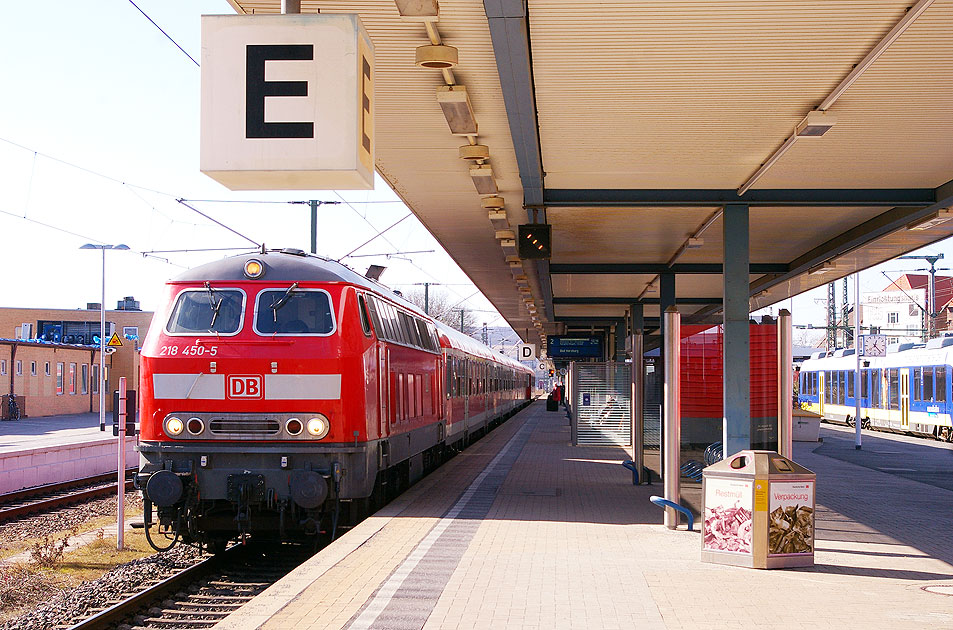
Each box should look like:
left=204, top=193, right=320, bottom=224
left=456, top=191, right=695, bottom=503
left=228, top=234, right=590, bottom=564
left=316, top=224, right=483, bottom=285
left=701, top=450, right=815, bottom=569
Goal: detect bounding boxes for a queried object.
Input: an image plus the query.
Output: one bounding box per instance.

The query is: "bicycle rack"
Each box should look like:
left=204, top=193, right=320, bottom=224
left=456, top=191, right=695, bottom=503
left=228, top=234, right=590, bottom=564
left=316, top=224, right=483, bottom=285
left=649, top=495, right=694, bottom=531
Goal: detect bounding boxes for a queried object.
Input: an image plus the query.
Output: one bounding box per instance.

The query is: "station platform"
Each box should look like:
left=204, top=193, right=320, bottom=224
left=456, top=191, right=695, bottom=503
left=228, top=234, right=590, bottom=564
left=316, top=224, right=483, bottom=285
left=0, top=413, right=135, bottom=493
left=216, top=401, right=953, bottom=630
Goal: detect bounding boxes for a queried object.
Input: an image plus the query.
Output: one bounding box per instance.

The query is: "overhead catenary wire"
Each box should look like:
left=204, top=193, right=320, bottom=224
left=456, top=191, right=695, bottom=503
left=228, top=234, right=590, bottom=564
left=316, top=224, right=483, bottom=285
left=142, top=247, right=258, bottom=255
left=0, top=207, right=186, bottom=268
left=176, top=199, right=261, bottom=248
left=127, top=0, right=200, bottom=68
left=339, top=213, right=414, bottom=260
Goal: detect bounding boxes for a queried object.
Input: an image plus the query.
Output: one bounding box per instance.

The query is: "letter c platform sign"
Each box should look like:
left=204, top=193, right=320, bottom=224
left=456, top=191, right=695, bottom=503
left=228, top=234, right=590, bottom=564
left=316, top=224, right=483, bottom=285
left=200, top=14, right=375, bottom=191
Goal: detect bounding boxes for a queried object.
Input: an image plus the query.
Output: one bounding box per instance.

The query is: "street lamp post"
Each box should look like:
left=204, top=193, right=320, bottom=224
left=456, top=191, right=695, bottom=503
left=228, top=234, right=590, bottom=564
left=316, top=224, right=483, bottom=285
left=81, top=243, right=129, bottom=549
left=80, top=244, right=130, bottom=430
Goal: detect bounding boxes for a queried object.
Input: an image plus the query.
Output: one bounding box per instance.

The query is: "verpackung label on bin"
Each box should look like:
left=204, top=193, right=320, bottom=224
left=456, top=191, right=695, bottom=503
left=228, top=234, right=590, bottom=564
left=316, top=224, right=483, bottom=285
left=768, top=481, right=814, bottom=556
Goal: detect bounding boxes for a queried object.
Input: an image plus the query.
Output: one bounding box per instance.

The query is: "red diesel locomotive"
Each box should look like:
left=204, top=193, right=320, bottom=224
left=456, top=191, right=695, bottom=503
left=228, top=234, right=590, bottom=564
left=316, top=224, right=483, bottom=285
left=137, top=248, right=533, bottom=550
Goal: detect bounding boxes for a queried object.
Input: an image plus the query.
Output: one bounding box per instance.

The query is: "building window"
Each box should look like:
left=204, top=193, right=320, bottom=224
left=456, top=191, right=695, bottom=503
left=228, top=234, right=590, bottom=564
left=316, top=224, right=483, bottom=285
left=0, top=360, right=5, bottom=375
left=909, top=304, right=919, bottom=317
left=81, top=364, right=88, bottom=395
left=16, top=360, right=22, bottom=376
left=69, top=363, right=76, bottom=395
left=887, top=312, right=899, bottom=324
left=30, top=361, right=36, bottom=376
left=56, top=363, right=64, bottom=395
left=122, top=326, right=139, bottom=339
left=45, top=362, right=51, bottom=376
left=92, top=365, right=100, bottom=395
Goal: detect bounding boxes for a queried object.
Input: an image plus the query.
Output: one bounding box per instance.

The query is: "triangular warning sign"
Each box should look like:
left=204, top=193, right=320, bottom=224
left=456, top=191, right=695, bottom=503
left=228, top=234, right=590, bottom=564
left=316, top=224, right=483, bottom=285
left=107, top=332, right=123, bottom=347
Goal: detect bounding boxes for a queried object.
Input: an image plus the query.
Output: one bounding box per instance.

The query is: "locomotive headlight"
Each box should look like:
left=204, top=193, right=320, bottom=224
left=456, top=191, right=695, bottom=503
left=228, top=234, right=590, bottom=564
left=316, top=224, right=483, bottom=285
left=306, top=415, right=330, bottom=439
left=166, top=416, right=185, bottom=437
left=187, top=417, right=205, bottom=435
left=244, top=259, right=264, bottom=279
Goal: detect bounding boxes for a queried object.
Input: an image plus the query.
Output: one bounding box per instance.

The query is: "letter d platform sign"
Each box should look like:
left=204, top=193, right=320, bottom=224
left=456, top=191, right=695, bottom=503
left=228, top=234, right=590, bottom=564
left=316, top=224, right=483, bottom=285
left=518, top=344, right=537, bottom=361
left=201, top=14, right=374, bottom=190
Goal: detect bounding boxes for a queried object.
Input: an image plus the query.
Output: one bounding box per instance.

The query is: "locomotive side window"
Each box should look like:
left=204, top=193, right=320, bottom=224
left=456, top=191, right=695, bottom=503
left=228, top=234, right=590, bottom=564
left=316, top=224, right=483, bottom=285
left=167, top=288, right=245, bottom=335
left=254, top=289, right=335, bottom=335
left=366, top=295, right=384, bottom=338
left=357, top=293, right=373, bottom=337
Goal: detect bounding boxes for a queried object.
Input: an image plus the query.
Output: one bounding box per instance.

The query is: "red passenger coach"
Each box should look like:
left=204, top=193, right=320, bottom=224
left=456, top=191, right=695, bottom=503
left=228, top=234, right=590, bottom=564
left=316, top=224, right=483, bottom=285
left=137, top=249, right=532, bottom=550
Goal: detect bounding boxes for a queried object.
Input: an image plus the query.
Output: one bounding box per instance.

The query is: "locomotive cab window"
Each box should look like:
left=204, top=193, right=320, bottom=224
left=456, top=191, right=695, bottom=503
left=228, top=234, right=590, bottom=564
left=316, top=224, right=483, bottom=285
left=167, top=288, right=245, bottom=335
left=255, top=288, right=335, bottom=335
left=357, top=293, right=373, bottom=337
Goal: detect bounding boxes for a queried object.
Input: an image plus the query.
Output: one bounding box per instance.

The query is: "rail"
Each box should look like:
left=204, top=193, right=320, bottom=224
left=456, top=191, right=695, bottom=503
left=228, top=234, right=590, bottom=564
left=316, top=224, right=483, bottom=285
left=0, top=469, right=138, bottom=522
left=65, top=547, right=234, bottom=630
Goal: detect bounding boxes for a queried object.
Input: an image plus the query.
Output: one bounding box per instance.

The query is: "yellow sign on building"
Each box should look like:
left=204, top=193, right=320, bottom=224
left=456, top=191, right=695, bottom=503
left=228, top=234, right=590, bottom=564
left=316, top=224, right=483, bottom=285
left=107, top=333, right=123, bottom=347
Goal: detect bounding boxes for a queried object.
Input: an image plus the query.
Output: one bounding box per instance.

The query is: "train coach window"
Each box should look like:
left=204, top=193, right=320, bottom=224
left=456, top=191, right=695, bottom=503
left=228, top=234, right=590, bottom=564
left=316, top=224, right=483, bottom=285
left=167, top=289, right=244, bottom=335
left=914, top=368, right=922, bottom=401
left=923, top=367, right=934, bottom=402
left=871, top=369, right=881, bottom=408
left=255, top=289, right=335, bottom=335
left=861, top=369, right=869, bottom=398
left=888, top=369, right=899, bottom=410
left=847, top=371, right=854, bottom=399
left=936, top=367, right=946, bottom=402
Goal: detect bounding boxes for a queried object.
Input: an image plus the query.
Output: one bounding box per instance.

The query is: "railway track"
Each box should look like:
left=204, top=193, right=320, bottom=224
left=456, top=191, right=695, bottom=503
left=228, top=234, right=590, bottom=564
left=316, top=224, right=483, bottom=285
left=0, top=470, right=138, bottom=522
left=63, top=543, right=310, bottom=630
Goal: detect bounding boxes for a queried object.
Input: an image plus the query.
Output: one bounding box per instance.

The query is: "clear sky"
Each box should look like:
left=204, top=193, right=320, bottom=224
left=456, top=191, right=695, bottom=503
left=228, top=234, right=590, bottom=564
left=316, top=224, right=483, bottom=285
left=1, top=1, right=950, bottom=340
left=0, top=0, right=506, bottom=330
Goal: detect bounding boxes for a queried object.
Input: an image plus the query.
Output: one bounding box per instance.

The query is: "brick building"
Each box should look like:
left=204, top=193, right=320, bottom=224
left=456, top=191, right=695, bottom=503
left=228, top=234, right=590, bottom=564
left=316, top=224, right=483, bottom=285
left=0, top=302, right=154, bottom=418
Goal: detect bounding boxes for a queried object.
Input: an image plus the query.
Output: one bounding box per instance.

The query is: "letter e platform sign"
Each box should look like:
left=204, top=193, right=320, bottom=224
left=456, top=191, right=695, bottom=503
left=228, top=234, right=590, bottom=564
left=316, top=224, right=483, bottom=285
left=519, top=343, right=536, bottom=360
left=201, top=14, right=374, bottom=190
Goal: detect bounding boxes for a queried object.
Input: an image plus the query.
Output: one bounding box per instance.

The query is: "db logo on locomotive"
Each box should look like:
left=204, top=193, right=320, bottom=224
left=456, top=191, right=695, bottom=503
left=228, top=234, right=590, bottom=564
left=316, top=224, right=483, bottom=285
left=228, top=375, right=263, bottom=399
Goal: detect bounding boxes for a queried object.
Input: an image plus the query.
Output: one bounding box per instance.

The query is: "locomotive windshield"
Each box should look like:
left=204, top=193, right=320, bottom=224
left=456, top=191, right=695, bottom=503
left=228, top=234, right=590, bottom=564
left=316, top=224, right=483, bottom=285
left=166, top=288, right=244, bottom=335
left=254, top=289, right=335, bottom=335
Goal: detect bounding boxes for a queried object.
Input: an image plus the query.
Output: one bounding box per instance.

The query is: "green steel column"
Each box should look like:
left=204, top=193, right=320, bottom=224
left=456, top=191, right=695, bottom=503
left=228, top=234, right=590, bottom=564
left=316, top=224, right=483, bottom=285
left=723, top=204, right=750, bottom=457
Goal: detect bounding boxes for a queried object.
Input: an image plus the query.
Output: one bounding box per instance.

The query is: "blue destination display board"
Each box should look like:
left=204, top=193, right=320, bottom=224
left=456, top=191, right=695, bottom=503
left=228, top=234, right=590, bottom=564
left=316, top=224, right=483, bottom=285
left=548, top=336, right=602, bottom=358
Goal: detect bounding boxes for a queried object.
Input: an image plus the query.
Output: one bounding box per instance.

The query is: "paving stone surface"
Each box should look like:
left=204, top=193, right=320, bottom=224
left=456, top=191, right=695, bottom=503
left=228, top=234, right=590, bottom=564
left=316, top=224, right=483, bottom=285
left=215, top=404, right=953, bottom=630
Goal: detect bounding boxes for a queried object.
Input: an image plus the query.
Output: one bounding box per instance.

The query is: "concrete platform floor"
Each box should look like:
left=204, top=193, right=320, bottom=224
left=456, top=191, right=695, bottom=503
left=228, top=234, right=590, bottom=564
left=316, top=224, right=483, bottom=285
left=215, top=402, right=953, bottom=630
left=0, top=412, right=110, bottom=453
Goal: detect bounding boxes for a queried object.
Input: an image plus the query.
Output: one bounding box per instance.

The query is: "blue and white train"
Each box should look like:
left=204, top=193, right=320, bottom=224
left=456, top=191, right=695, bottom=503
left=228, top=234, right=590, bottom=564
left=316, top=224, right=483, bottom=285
left=798, top=337, right=953, bottom=442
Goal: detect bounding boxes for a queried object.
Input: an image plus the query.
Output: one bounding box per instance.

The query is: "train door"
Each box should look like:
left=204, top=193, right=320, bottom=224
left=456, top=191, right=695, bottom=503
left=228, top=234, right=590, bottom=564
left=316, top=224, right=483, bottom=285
left=464, top=358, right=470, bottom=423
left=900, top=369, right=910, bottom=430
left=380, top=347, right=389, bottom=437
left=818, top=371, right=825, bottom=417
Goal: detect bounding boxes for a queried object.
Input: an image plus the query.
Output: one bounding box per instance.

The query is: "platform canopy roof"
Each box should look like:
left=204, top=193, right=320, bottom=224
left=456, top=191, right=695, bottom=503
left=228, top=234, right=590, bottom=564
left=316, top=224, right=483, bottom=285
left=227, top=0, right=953, bottom=350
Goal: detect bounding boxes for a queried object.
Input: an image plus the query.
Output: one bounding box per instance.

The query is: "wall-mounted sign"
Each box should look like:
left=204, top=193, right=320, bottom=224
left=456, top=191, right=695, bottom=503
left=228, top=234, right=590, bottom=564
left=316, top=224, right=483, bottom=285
left=201, top=14, right=375, bottom=190
left=547, top=336, right=602, bottom=358
left=518, top=343, right=536, bottom=360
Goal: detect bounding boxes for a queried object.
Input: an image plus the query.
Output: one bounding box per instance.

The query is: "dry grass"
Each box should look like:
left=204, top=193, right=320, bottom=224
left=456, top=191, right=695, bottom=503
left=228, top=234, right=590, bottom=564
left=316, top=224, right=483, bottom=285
left=0, top=564, right=67, bottom=618
left=0, top=500, right=154, bottom=624
left=0, top=499, right=144, bottom=562
left=54, top=529, right=154, bottom=581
